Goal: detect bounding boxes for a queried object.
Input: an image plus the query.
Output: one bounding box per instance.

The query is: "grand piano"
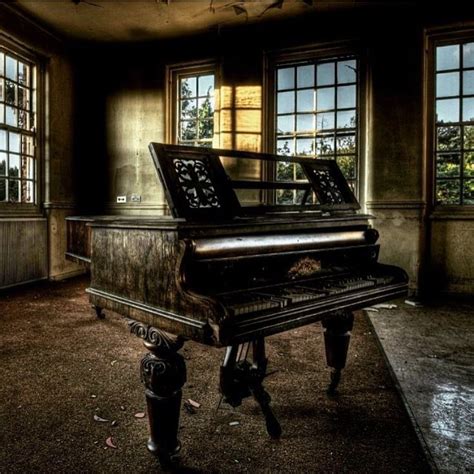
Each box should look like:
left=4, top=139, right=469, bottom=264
left=66, top=143, right=408, bottom=467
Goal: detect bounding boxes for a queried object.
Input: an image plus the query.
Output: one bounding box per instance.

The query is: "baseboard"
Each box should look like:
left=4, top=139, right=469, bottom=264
left=49, top=268, right=87, bottom=281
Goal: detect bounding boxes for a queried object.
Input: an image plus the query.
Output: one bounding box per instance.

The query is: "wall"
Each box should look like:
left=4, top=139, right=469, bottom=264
left=72, top=5, right=474, bottom=294
left=0, top=5, right=79, bottom=287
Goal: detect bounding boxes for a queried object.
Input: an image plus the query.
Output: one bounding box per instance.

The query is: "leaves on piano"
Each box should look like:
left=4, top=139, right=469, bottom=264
left=105, top=437, right=117, bottom=449
left=93, top=414, right=109, bottom=423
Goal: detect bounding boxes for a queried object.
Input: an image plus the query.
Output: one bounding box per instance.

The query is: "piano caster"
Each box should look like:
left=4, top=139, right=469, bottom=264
left=93, top=305, right=105, bottom=319
left=127, top=320, right=186, bottom=469
left=220, top=338, right=282, bottom=439
left=322, top=311, right=354, bottom=396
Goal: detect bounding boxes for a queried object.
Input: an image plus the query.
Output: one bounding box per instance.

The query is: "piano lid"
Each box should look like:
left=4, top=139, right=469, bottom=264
left=149, top=143, right=360, bottom=220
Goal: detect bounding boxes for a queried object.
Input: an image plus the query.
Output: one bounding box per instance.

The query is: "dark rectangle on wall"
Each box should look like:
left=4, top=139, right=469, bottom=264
left=0, top=218, right=48, bottom=288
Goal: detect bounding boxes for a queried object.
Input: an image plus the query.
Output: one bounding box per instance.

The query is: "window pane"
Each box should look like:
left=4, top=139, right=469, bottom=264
left=464, top=179, right=474, bottom=204
left=277, top=161, right=293, bottom=180
left=18, top=86, right=29, bottom=109
left=462, top=98, right=474, bottom=122
left=18, top=62, right=29, bottom=86
left=0, top=178, right=5, bottom=201
left=0, top=52, right=3, bottom=76
left=463, top=42, right=474, bottom=69
left=464, top=152, right=474, bottom=176
left=277, top=67, right=294, bottom=90
left=18, top=110, right=29, bottom=130
left=9, top=132, right=20, bottom=153
left=8, top=178, right=19, bottom=202
left=6, top=106, right=16, bottom=126
left=316, top=135, right=335, bottom=155
left=277, top=115, right=294, bottom=133
left=9, top=154, right=19, bottom=177
left=436, top=126, right=460, bottom=151
left=436, top=179, right=460, bottom=204
left=337, top=155, right=356, bottom=179
left=0, top=78, right=3, bottom=101
left=317, top=63, right=335, bottom=86
left=198, top=75, right=214, bottom=97
left=436, top=72, right=459, bottom=97
left=337, top=60, right=357, bottom=84
left=337, top=85, right=356, bottom=108
left=316, top=87, right=334, bottom=110
left=277, top=139, right=294, bottom=156
left=464, top=125, right=474, bottom=149
left=180, top=120, right=196, bottom=140
left=297, top=65, right=314, bottom=88
left=180, top=99, right=196, bottom=120
left=6, top=56, right=17, bottom=81
left=436, top=99, right=459, bottom=123
left=276, top=189, right=294, bottom=204
left=296, top=89, right=314, bottom=112
left=337, top=133, right=356, bottom=154
left=436, top=45, right=460, bottom=71
left=277, top=91, right=295, bottom=114
left=296, top=138, right=314, bottom=156
left=21, top=135, right=33, bottom=156
left=0, top=130, right=6, bottom=150
left=5, top=81, right=15, bottom=105
left=337, top=110, right=356, bottom=128
left=436, top=153, right=460, bottom=177
left=198, top=97, right=214, bottom=116
left=21, top=180, right=34, bottom=203
left=0, top=152, right=5, bottom=175
left=316, top=112, right=335, bottom=130
left=25, top=157, right=34, bottom=180
left=463, top=71, right=474, bottom=96
left=296, top=114, right=313, bottom=132
left=198, top=119, right=213, bottom=139
left=180, top=77, right=196, bottom=98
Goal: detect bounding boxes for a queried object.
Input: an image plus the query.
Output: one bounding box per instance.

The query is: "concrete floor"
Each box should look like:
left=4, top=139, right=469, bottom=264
left=368, top=298, right=473, bottom=473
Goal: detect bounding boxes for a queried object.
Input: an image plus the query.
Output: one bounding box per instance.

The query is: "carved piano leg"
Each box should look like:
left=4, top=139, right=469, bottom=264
left=321, top=311, right=354, bottom=395
left=128, top=320, right=186, bottom=468
left=220, top=338, right=281, bottom=439
left=249, top=338, right=282, bottom=439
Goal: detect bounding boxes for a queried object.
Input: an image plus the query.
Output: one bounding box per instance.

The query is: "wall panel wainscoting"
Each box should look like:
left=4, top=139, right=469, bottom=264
left=0, top=218, right=48, bottom=289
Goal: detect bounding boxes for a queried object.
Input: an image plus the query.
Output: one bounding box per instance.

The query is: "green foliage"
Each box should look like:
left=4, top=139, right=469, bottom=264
left=179, top=77, right=214, bottom=145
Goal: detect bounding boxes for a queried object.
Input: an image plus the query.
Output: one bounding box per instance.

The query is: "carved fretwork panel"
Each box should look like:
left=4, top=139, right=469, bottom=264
left=174, top=159, right=221, bottom=209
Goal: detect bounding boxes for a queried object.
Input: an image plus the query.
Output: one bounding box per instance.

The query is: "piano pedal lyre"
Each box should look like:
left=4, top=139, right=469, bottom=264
left=321, top=311, right=354, bottom=396
left=220, top=338, right=282, bottom=439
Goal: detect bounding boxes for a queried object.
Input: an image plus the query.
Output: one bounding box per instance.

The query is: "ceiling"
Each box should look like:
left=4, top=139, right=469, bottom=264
left=9, top=0, right=411, bottom=43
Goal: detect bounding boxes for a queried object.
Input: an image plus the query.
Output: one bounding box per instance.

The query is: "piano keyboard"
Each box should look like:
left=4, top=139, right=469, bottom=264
left=219, top=273, right=396, bottom=317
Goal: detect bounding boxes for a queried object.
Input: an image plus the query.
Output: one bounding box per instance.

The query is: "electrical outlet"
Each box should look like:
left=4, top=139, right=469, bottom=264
left=130, top=194, right=141, bottom=203
left=116, top=195, right=127, bottom=203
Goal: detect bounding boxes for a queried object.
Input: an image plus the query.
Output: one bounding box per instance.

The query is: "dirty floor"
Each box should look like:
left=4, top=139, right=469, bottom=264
left=0, top=277, right=429, bottom=473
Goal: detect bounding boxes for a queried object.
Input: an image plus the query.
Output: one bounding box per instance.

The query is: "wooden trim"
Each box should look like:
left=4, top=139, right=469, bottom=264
left=86, top=287, right=208, bottom=330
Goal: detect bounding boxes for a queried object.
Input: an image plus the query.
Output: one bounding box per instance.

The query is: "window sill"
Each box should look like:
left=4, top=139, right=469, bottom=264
left=430, top=206, right=474, bottom=220
left=0, top=203, right=43, bottom=219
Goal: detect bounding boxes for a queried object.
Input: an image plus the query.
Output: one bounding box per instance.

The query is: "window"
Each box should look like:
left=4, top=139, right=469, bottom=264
left=169, top=64, right=215, bottom=148
left=274, top=56, right=358, bottom=204
left=0, top=47, right=37, bottom=205
left=434, top=41, right=474, bottom=205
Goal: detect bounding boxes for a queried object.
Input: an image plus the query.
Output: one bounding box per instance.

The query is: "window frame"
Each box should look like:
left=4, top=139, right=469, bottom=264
left=166, top=60, right=218, bottom=147
left=264, top=42, right=366, bottom=202
left=0, top=35, right=42, bottom=216
left=426, top=27, right=474, bottom=213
